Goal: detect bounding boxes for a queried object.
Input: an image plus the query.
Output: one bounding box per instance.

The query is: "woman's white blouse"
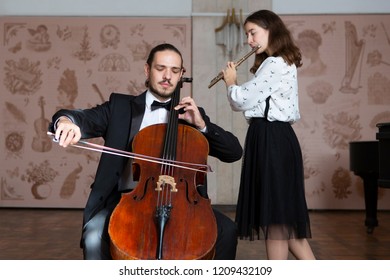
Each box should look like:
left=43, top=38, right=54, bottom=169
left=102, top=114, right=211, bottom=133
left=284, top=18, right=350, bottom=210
left=227, top=56, right=301, bottom=123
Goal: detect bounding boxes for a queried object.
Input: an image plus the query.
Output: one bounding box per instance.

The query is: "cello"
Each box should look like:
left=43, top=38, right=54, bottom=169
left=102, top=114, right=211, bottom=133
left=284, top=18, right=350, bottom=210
left=108, top=78, right=217, bottom=260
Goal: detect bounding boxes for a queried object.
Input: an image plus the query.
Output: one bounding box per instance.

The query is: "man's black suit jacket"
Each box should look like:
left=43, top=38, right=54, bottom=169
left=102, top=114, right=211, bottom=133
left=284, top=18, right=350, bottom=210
left=50, top=91, right=243, bottom=226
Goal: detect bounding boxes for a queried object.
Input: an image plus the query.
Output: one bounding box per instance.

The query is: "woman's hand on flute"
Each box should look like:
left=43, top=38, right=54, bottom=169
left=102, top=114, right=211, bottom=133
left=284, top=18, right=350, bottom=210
left=222, top=61, right=237, bottom=87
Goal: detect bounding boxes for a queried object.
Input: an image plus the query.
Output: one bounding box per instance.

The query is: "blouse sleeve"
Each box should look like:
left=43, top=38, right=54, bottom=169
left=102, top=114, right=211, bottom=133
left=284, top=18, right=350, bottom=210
left=227, top=57, right=284, bottom=112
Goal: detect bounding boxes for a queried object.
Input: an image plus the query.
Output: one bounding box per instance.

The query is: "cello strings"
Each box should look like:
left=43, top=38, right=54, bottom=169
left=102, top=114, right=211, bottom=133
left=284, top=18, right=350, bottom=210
left=80, top=137, right=210, bottom=171
left=47, top=131, right=212, bottom=173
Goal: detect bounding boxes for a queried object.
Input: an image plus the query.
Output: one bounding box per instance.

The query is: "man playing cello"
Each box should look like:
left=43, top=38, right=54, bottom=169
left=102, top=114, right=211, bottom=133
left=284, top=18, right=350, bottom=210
left=49, top=43, right=243, bottom=260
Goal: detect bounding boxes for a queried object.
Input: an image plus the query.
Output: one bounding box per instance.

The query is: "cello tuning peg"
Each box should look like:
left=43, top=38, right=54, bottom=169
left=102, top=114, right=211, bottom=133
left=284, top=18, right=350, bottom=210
left=182, top=77, right=193, bottom=83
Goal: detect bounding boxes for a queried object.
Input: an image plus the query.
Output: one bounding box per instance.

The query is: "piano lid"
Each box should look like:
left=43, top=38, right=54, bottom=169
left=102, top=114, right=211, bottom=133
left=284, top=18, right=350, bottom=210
left=376, top=122, right=390, bottom=129
left=377, top=122, right=390, bottom=139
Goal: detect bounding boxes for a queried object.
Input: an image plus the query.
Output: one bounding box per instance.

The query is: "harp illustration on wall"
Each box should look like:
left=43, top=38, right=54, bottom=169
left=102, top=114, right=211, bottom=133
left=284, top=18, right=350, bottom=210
left=340, top=21, right=365, bottom=94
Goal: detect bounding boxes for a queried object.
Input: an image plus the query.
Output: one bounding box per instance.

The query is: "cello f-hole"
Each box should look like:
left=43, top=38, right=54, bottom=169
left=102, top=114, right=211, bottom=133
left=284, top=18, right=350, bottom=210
left=132, top=177, right=155, bottom=201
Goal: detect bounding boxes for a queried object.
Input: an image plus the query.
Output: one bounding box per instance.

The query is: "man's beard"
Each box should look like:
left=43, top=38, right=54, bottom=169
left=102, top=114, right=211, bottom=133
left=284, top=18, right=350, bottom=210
left=149, top=80, right=175, bottom=99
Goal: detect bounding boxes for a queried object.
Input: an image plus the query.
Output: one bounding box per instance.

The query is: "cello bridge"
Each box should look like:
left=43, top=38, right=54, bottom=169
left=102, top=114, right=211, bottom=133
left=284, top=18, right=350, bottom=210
left=155, top=175, right=177, bottom=192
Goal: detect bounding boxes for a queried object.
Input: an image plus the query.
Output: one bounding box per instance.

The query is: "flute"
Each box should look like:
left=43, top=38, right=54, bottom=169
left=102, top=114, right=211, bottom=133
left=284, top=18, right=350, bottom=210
left=208, top=45, right=261, bottom=89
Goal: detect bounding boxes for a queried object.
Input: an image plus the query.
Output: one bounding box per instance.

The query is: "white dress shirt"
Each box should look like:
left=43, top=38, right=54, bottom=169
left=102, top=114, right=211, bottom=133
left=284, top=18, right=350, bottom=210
left=140, top=90, right=170, bottom=130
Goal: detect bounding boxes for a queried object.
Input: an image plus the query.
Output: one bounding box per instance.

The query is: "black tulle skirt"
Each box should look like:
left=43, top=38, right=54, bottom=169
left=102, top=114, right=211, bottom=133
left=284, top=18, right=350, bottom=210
left=235, top=118, right=312, bottom=241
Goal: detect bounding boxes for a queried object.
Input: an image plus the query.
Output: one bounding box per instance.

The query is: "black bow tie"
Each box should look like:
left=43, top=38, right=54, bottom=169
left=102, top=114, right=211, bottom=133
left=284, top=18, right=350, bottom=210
left=151, top=100, right=171, bottom=111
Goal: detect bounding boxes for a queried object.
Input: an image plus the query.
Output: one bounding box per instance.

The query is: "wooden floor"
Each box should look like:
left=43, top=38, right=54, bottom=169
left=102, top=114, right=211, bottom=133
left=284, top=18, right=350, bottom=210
left=0, top=207, right=390, bottom=260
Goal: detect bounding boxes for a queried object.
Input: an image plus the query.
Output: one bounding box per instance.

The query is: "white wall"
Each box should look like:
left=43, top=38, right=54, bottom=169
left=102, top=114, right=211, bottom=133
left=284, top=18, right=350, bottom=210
left=1, top=0, right=390, bottom=16
left=0, top=0, right=192, bottom=16
left=273, top=0, right=390, bottom=14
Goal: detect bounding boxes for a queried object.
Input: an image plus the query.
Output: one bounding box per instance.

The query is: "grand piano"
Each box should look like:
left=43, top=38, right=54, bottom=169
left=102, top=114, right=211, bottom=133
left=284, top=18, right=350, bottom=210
left=349, top=122, right=390, bottom=233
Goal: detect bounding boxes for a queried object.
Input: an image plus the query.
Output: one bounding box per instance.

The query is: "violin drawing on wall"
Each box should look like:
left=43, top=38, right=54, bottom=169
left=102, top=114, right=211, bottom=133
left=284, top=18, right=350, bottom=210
left=32, top=96, right=52, bottom=152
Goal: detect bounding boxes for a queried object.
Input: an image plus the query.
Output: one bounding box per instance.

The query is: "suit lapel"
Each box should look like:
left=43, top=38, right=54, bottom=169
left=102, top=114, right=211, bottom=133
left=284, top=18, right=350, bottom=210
left=128, top=91, right=146, bottom=146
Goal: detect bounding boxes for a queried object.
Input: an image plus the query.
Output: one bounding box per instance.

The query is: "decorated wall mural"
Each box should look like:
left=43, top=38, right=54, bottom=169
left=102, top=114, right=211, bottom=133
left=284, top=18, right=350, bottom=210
left=0, top=16, right=191, bottom=208
left=1, top=14, right=389, bottom=210
left=280, top=14, right=390, bottom=209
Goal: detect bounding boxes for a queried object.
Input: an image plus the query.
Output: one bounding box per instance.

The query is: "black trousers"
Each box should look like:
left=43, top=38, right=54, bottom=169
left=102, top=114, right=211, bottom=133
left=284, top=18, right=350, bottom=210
left=213, top=208, right=238, bottom=259
left=81, top=207, right=237, bottom=260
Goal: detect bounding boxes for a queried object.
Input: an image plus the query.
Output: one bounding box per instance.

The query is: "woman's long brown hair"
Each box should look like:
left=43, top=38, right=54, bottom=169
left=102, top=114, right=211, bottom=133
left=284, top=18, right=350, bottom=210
left=245, top=10, right=302, bottom=74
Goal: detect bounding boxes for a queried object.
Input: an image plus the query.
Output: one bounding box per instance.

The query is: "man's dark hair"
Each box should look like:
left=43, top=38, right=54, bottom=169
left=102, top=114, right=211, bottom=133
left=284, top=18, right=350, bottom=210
left=146, top=43, right=183, bottom=68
